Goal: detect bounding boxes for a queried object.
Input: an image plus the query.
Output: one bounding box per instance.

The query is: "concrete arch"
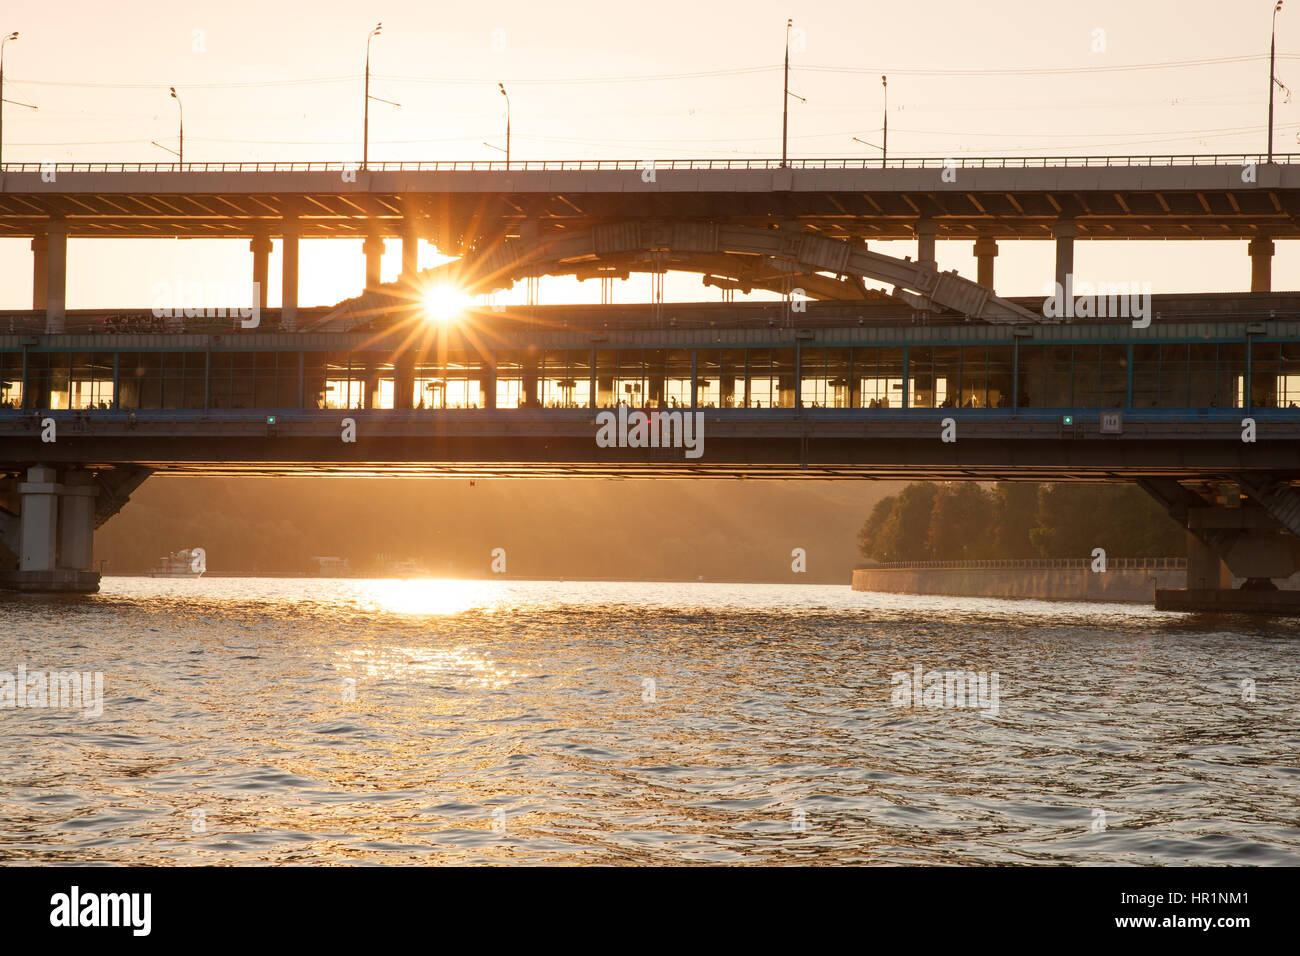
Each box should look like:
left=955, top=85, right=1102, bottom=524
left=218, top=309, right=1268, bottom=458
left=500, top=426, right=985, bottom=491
left=319, top=222, right=1037, bottom=329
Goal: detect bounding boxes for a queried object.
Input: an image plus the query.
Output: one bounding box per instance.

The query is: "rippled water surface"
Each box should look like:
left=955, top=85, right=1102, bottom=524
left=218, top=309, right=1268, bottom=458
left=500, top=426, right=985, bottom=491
left=1, top=578, right=1298, bottom=865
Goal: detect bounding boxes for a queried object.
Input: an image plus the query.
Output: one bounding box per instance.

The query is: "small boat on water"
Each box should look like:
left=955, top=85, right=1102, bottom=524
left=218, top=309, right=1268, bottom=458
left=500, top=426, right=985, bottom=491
left=388, top=558, right=429, bottom=579
left=149, top=548, right=206, bottom=578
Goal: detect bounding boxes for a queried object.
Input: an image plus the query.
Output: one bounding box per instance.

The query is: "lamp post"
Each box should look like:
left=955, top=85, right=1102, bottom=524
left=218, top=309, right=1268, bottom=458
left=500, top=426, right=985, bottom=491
left=882, top=74, right=888, bottom=166
left=169, top=86, right=183, bottom=166
left=780, top=20, right=807, bottom=168
left=362, top=22, right=399, bottom=169
left=0, top=31, right=28, bottom=169
left=499, top=83, right=510, bottom=168
left=782, top=19, right=791, bottom=166
left=1270, top=1, right=1284, bottom=163
left=852, top=76, right=889, bottom=167
left=364, top=22, right=381, bottom=169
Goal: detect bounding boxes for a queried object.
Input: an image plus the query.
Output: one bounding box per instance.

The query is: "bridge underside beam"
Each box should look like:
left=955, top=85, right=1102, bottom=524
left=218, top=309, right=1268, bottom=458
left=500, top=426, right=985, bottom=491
left=5, top=415, right=1300, bottom=480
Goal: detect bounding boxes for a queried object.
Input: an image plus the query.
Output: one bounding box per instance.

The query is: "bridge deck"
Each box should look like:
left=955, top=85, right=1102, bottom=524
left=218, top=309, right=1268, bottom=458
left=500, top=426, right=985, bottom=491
left=2, top=158, right=1298, bottom=240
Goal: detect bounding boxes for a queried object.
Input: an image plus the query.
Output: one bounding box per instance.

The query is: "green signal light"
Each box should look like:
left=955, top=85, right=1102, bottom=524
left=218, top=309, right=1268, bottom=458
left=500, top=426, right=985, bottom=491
left=1062, top=415, right=1074, bottom=426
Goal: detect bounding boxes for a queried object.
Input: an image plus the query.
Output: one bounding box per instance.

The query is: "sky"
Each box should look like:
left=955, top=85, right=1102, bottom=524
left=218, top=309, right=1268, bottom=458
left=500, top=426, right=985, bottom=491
left=0, top=0, right=1296, bottom=309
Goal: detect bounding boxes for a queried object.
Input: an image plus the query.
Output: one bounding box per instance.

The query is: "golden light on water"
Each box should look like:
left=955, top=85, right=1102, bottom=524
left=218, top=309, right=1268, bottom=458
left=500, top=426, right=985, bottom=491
left=422, top=284, right=472, bottom=324
left=338, top=643, right=518, bottom=690
left=360, top=577, right=503, bottom=616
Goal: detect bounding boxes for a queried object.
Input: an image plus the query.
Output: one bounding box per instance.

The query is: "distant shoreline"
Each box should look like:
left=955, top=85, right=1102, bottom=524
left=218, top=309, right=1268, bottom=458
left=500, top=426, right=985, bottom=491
left=104, top=572, right=846, bottom=585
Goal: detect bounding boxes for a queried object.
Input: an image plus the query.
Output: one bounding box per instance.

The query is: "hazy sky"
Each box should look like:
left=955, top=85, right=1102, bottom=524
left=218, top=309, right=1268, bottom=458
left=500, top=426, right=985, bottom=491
left=0, top=0, right=1294, bottom=308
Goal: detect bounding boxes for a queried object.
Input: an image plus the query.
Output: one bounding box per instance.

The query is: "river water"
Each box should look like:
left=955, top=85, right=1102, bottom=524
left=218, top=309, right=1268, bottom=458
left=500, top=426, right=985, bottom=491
left=1, top=578, right=1297, bottom=865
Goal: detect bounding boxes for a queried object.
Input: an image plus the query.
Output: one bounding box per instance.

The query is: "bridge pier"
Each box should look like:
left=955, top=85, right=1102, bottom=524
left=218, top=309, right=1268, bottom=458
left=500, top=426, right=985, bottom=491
left=43, top=218, right=68, bottom=334
left=1249, top=234, right=1274, bottom=293
left=402, top=218, right=420, bottom=280
left=974, top=236, right=998, bottom=290
left=364, top=234, right=385, bottom=289
left=0, top=465, right=99, bottom=593
left=31, top=233, right=48, bottom=309
left=914, top=219, right=938, bottom=271
left=0, top=465, right=150, bottom=594
left=250, top=232, right=272, bottom=310
left=1140, top=477, right=1300, bottom=613
left=281, top=216, right=299, bottom=331
left=1052, top=221, right=1077, bottom=295
left=1185, top=530, right=1232, bottom=590
left=58, top=469, right=99, bottom=573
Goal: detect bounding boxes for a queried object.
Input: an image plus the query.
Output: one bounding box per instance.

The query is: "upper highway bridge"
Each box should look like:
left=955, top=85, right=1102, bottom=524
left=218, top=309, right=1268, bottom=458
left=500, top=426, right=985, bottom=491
left=3, top=153, right=1300, bottom=330
left=3, top=154, right=1300, bottom=605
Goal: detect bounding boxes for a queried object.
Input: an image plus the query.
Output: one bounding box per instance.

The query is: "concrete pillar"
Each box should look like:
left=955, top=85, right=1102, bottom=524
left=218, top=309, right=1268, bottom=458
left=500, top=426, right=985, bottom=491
left=1186, top=532, right=1232, bottom=590
left=393, top=357, right=414, bottom=410
left=18, top=466, right=60, bottom=572
left=57, top=470, right=98, bottom=571
left=363, top=234, right=385, bottom=290
left=280, top=217, right=299, bottom=332
left=402, top=218, right=421, bottom=280
left=1249, top=235, right=1274, bottom=293
left=31, top=234, right=48, bottom=310
left=1052, top=221, right=1078, bottom=294
left=973, top=236, right=998, bottom=290
left=250, top=232, right=272, bottom=310
left=44, top=219, right=68, bottom=333
left=914, top=219, right=938, bottom=271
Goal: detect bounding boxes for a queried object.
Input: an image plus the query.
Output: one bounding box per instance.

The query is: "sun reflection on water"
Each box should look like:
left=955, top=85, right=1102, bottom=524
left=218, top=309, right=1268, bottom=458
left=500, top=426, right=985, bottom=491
left=337, top=643, right=519, bottom=690
left=354, top=577, right=506, bottom=617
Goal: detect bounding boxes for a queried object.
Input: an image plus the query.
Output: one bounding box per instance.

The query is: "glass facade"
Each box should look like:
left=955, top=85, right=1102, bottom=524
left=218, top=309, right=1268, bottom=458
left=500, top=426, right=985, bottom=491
left=1, top=338, right=1288, bottom=413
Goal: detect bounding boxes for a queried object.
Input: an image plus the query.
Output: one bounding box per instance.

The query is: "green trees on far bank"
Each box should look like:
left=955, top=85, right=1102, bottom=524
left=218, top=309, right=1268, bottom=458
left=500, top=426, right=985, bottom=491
left=857, top=481, right=1186, bottom=563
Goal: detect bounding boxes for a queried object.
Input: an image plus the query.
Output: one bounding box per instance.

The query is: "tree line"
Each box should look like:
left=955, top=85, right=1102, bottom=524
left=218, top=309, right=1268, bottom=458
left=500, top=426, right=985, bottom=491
left=858, top=482, right=1187, bottom=563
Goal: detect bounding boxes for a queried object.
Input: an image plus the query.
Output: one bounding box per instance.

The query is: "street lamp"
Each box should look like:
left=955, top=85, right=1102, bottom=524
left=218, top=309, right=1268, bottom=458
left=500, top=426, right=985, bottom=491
left=1270, top=1, right=1284, bottom=163
left=364, top=22, right=381, bottom=169
left=499, top=83, right=510, bottom=169
left=1, top=32, right=37, bottom=169
left=882, top=75, right=888, bottom=165
left=362, top=23, right=400, bottom=169
left=170, top=86, right=183, bottom=166
left=851, top=75, right=888, bottom=167
left=781, top=19, right=805, bottom=167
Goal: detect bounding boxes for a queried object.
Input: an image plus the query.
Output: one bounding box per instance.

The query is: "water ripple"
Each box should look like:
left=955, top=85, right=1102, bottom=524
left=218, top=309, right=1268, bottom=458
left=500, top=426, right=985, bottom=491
left=0, top=578, right=1297, bottom=864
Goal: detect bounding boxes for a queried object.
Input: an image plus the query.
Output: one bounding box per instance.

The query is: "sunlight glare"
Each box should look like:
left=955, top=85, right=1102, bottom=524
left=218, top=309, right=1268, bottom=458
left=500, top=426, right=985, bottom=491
left=423, top=284, right=472, bottom=323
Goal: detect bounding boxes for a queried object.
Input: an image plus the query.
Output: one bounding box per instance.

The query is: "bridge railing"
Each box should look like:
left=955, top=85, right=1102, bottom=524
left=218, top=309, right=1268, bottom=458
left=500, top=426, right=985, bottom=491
left=862, top=557, right=1187, bottom=570
left=0, top=155, right=1294, bottom=174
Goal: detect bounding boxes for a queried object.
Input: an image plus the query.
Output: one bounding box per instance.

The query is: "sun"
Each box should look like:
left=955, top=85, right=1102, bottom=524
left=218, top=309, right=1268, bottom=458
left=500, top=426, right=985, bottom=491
left=423, top=284, right=472, bottom=323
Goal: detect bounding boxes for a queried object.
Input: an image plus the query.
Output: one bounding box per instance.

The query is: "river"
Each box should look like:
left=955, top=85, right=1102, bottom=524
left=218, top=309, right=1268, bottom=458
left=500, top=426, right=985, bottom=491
left=1, top=578, right=1297, bottom=864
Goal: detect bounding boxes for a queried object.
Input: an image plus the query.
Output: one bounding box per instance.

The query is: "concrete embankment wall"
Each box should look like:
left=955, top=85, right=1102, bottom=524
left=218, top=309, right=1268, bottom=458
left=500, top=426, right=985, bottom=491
left=852, top=567, right=1186, bottom=603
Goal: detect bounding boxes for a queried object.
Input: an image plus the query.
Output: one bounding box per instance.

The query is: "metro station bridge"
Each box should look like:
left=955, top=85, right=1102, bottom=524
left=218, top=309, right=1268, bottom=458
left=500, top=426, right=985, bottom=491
left=2, top=154, right=1300, bottom=607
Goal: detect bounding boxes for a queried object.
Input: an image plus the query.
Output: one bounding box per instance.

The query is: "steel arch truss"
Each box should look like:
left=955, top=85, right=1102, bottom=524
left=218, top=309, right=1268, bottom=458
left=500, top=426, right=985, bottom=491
left=317, top=223, right=1038, bottom=330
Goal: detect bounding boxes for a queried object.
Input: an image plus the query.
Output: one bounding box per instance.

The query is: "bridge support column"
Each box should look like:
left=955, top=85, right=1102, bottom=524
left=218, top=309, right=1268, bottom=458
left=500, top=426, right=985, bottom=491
left=18, top=466, right=60, bottom=572
left=250, top=232, right=272, bottom=310
left=1052, top=221, right=1077, bottom=295
left=393, top=357, right=414, bottom=410
left=402, top=218, right=421, bottom=281
left=0, top=465, right=148, bottom=594
left=57, top=469, right=98, bottom=572
left=914, top=219, right=938, bottom=271
left=973, top=236, right=998, bottom=290
left=1185, top=530, right=1231, bottom=590
left=31, top=234, right=48, bottom=310
left=363, top=234, right=385, bottom=290
left=1139, top=477, right=1300, bottom=613
left=1249, top=235, right=1274, bottom=293
left=44, top=219, right=68, bottom=334
left=281, top=217, right=299, bottom=332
